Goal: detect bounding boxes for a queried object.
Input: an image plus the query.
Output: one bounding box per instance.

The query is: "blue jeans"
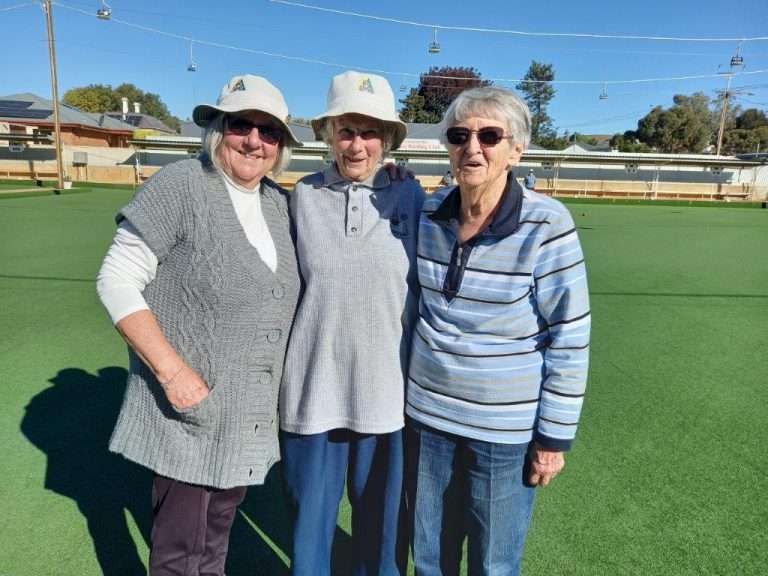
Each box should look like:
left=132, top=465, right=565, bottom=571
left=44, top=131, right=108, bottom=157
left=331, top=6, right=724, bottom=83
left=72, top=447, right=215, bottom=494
left=406, top=420, right=536, bottom=576
left=280, top=428, right=405, bottom=576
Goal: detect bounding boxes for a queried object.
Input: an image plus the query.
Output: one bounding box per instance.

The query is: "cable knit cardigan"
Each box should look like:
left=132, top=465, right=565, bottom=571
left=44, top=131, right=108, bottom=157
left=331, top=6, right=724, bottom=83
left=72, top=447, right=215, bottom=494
left=108, top=156, right=300, bottom=489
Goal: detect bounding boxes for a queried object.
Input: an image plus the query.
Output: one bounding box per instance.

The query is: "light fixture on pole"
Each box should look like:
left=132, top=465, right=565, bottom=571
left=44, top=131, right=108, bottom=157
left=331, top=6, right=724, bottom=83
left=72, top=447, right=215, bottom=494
left=187, top=41, right=197, bottom=72
left=96, top=1, right=111, bottom=20
left=428, top=28, right=440, bottom=54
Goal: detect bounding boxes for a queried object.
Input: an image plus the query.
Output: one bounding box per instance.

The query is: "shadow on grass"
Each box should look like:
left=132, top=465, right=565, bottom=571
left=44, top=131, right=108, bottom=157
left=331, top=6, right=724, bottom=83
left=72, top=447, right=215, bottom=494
left=20, top=366, right=151, bottom=576
left=19, top=366, right=355, bottom=575
left=229, top=464, right=355, bottom=576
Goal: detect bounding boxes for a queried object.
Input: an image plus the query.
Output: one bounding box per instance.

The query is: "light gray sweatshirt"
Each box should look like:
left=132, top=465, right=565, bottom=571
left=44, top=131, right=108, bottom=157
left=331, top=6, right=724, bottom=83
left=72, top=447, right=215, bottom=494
left=280, top=165, right=425, bottom=435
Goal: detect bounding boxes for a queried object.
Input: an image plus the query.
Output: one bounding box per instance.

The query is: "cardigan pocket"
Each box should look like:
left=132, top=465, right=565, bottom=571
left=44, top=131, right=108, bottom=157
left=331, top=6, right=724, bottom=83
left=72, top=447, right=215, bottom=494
left=174, top=388, right=219, bottom=434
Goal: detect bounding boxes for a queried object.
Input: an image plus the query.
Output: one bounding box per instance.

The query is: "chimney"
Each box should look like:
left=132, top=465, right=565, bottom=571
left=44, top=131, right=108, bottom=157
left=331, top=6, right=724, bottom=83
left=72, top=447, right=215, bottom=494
left=133, top=102, right=141, bottom=114
left=121, top=97, right=129, bottom=120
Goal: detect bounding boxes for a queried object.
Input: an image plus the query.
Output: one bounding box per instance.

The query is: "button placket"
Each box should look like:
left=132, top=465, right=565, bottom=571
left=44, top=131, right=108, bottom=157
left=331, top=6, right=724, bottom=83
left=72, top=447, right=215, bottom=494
left=347, top=184, right=364, bottom=236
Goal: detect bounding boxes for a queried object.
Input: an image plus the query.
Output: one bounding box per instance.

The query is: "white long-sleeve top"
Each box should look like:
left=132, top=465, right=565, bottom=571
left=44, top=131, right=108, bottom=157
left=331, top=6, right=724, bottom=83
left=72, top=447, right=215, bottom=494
left=97, top=173, right=278, bottom=324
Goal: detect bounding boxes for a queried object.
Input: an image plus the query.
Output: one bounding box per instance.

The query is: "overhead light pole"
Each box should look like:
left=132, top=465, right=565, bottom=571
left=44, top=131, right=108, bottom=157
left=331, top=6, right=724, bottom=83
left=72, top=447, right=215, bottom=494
left=43, top=0, right=64, bottom=189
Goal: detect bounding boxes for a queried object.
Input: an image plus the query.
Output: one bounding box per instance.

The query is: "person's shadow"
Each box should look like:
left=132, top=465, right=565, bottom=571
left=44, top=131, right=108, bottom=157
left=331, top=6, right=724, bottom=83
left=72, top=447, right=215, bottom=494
left=229, top=464, right=355, bottom=575
left=20, top=367, right=151, bottom=576
left=21, top=366, right=356, bottom=575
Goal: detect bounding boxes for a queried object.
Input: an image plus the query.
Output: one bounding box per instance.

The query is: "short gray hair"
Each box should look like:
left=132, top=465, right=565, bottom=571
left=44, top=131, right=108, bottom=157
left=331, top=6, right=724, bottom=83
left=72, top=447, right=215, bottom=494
left=201, top=113, right=293, bottom=177
left=318, top=117, right=397, bottom=157
left=440, top=86, right=531, bottom=150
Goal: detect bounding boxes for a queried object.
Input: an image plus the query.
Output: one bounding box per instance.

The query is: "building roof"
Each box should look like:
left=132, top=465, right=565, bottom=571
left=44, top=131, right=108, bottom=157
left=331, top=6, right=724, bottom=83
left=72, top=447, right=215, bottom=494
left=104, top=112, right=176, bottom=134
left=0, top=93, right=135, bottom=132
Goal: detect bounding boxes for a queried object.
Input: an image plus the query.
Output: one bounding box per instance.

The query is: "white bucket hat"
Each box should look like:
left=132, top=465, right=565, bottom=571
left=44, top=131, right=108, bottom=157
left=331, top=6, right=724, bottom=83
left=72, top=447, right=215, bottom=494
left=311, top=71, right=408, bottom=150
left=193, top=74, right=302, bottom=147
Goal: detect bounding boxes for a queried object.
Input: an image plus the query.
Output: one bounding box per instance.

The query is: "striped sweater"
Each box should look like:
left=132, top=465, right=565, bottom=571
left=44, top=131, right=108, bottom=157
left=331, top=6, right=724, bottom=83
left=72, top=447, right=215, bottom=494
left=406, top=173, right=590, bottom=450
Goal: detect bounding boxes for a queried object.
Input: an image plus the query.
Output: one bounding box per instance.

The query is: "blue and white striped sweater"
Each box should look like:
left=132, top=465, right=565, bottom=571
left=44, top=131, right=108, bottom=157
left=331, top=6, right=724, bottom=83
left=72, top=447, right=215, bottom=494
left=406, top=180, right=590, bottom=450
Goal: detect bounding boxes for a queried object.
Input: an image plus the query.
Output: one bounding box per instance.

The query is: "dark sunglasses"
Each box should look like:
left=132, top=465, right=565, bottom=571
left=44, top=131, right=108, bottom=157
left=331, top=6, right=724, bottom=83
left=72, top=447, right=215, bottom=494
left=225, top=116, right=283, bottom=145
left=445, top=126, right=513, bottom=147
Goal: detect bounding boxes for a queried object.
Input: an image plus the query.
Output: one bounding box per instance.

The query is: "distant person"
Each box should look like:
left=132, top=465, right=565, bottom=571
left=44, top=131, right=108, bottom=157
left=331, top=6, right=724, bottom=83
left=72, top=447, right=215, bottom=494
left=440, top=169, right=456, bottom=187
left=96, top=75, right=301, bottom=576
left=524, top=167, right=537, bottom=190
left=280, top=70, right=424, bottom=576
left=406, top=86, right=591, bottom=575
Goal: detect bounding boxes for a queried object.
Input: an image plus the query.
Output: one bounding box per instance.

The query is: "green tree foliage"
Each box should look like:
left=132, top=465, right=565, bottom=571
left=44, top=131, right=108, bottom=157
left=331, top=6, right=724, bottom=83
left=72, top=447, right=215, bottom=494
left=634, top=93, right=714, bottom=153
left=536, top=133, right=570, bottom=150
left=62, top=84, right=118, bottom=113
left=630, top=92, right=766, bottom=154
left=736, top=108, right=768, bottom=130
left=516, top=61, right=556, bottom=143
left=63, top=83, right=180, bottom=132
left=609, top=131, right=652, bottom=153
left=399, top=66, right=491, bottom=123
left=722, top=127, right=768, bottom=155
left=721, top=108, right=768, bottom=154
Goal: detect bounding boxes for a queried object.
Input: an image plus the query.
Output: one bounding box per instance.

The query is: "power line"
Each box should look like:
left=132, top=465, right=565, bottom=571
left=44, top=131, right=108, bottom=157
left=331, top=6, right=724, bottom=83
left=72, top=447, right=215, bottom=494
left=268, top=0, right=768, bottom=43
left=0, top=1, right=35, bottom=12
left=50, top=1, right=768, bottom=88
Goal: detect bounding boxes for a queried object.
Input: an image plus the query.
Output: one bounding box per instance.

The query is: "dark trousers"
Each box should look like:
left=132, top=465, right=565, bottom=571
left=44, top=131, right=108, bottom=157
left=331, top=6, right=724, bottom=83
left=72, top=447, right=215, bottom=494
left=149, top=475, right=247, bottom=576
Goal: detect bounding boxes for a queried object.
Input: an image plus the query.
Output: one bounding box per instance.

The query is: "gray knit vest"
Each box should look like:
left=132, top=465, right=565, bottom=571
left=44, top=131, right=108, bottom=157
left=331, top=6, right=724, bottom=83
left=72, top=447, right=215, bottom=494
left=108, top=157, right=300, bottom=488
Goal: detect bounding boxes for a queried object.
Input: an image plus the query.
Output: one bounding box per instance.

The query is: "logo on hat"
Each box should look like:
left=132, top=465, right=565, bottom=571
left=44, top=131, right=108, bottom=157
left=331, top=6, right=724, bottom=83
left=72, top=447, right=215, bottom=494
left=358, top=77, right=375, bottom=94
left=231, top=79, right=246, bottom=92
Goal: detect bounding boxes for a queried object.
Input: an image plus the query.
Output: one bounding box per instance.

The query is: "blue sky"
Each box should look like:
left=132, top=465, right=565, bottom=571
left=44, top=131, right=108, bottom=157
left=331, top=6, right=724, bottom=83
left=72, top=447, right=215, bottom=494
left=1, top=0, right=767, bottom=135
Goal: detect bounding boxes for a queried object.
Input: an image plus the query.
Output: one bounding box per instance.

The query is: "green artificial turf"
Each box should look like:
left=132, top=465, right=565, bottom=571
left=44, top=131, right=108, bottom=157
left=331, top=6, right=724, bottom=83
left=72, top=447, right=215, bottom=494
left=1, top=191, right=766, bottom=575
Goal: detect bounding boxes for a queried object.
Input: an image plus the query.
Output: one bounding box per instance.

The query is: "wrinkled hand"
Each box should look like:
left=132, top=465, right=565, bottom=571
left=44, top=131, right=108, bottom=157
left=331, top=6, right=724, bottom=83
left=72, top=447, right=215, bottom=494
left=160, top=364, right=209, bottom=410
left=528, top=444, right=565, bottom=487
left=383, top=162, right=414, bottom=181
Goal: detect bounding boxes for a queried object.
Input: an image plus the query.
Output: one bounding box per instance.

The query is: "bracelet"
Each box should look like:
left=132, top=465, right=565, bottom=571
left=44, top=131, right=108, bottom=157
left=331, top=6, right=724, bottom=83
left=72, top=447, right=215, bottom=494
left=161, top=364, right=185, bottom=387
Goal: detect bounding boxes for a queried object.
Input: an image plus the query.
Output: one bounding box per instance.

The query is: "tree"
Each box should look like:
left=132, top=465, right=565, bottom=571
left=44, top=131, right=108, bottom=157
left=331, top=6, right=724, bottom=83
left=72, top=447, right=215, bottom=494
left=63, top=83, right=180, bottom=132
left=633, top=93, right=714, bottom=153
left=609, top=131, right=652, bottom=153
left=399, top=66, right=491, bottom=123
left=735, top=108, right=768, bottom=130
left=63, top=84, right=119, bottom=114
left=516, top=61, right=556, bottom=143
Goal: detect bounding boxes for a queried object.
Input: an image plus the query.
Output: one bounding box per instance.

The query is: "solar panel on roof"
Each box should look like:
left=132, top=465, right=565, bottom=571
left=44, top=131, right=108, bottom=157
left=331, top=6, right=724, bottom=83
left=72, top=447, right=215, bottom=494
left=0, top=108, right=51, bottom=119
left=0, top=99, right=51, bottom=119
left=0, top=100, right=34, bottom=110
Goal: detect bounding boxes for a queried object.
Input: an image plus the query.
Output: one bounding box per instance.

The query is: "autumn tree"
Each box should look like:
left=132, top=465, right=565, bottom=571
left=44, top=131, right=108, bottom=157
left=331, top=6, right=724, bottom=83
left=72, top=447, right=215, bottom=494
left=516, top=61, right=556, bottom=143
left=399, top=66, right=491, bottom=123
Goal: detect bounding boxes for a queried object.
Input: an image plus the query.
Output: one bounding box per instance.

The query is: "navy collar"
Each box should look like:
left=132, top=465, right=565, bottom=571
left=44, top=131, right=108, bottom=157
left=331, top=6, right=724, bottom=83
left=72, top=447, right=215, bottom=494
left=429, top=171, right=524, bottom=238
left=321, top=162, right=392, bottom=190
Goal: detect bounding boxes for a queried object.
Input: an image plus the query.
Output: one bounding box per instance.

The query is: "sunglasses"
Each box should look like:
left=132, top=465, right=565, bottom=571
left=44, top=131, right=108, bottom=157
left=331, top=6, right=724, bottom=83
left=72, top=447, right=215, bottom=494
left=225, top=116, right=283, bottom=145
left=445, top=126, right=513, bottom=147
left=336, top=127, right=382, bottom=141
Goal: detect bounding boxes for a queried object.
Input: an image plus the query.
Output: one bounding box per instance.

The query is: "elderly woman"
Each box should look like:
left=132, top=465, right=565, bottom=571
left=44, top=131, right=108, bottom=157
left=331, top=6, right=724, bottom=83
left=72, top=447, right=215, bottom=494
left=406, top=86, right=591, bottom=575
left=95, top=75, right=301, bottom=576
left=279, top=70, right=424, bottom=576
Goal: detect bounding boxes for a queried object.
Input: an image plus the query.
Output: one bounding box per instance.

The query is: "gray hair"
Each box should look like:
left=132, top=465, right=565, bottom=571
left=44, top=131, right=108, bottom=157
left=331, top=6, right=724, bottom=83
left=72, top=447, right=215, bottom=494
left=318, top=117, right=397, bottom=157
left=440, top=86, right=531, bottom=150
left=201, top=113, right=293, bottom=177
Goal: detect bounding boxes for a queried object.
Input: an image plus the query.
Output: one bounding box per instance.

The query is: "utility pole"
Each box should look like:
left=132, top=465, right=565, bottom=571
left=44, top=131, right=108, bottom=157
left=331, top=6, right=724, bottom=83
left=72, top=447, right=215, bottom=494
left=43, top=0, right=65, bottom=189
left=715, top=73, right=732, bottom=157
left=715, top=44, right=744, bottom=157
